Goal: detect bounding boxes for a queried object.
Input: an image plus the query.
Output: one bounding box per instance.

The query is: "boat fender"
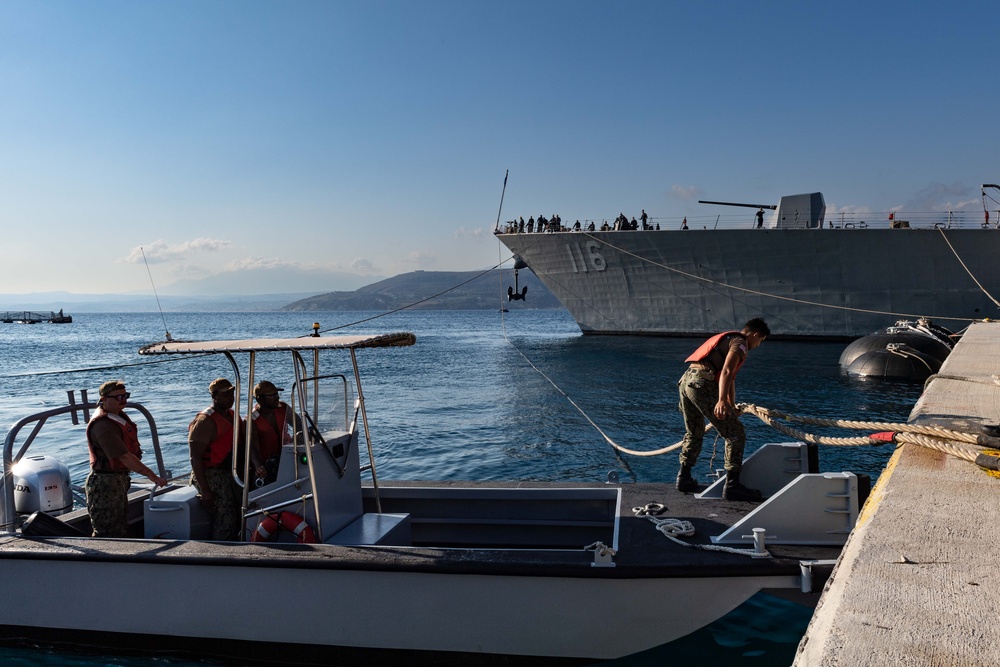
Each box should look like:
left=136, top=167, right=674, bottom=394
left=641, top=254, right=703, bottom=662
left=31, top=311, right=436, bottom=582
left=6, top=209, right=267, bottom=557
left=251, top=511, right=317, bottom=544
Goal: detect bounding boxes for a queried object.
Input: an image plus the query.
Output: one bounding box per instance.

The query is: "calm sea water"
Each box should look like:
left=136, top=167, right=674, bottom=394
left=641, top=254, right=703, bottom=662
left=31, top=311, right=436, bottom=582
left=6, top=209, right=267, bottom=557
left=0, top=310, right=923, bottom=666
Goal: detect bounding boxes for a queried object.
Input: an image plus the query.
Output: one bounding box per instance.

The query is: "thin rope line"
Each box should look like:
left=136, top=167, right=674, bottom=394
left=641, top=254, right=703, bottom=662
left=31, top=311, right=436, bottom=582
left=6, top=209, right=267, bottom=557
left=495, top=243, right=691, bottom=462
left=936, top=227, right=1000, bottom=309
left=498, top=323, right=647, bottom=474
left=524, top=268, right=621, bottom=325
left=315, top=259, right=510, bottom=335
left=581, top=232, right=983, bottom=323
left=0, top=354, right=214, bottom=379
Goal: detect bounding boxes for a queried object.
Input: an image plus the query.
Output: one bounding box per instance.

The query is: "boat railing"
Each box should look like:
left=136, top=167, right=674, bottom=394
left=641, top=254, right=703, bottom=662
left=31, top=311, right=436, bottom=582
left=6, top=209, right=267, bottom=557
left=1, top=390, right=169, bottom=532
left=245, top=482, right=315, bottom=519
left=288, top=361, right=375, bottom=538
left=497, top=211, right=999, bottom=232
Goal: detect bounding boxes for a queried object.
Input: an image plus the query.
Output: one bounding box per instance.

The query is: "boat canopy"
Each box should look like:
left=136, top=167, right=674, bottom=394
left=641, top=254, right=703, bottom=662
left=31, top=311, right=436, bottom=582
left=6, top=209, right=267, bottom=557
left=139, top=332, right=416, bottom=356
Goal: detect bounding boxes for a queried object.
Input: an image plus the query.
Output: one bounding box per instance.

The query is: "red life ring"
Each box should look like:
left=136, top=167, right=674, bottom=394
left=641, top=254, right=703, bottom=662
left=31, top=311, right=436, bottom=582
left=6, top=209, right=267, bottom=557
left=251, top=511, right=317, bottom=544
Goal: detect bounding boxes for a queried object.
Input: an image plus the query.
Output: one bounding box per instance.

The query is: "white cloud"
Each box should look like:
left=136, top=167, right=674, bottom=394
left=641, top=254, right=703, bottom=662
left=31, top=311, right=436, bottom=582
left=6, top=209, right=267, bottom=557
left=163, top=262, right=213, bottom=280
left=406, top=251, right=437, bottom=269
left=668, top=184, right=701, bottom=201
left=350, top=257, right=377, bottom=273
left=221, top=256, right=371, bottom=274
left=453, top=226, right=485, bottom=240
left=224, top=256, right=293, bottom=271
left=120, top=238, right=230, bottom=264
left=905, top=182, right=980, bottom=212
left=827, top=204, right=874, bottom=216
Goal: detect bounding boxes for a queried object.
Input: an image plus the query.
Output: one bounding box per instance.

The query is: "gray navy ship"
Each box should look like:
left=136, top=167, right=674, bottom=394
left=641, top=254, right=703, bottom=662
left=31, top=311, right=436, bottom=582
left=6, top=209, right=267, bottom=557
left=496, top=188, right=1000, bottom=339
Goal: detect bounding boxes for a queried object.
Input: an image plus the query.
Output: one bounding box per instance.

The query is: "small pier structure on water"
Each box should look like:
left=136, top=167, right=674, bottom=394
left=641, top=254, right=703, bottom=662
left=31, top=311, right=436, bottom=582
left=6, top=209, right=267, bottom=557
left=794, top=320, right=1000, bottom=665
left=0, top=309, right=72, bottom=324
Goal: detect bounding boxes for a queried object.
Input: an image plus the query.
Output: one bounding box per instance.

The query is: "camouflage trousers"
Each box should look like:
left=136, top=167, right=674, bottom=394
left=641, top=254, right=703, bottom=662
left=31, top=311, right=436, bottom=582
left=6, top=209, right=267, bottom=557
left=191, top=466, right=242, bottom=541
left=85, top=471, right=131, bottom=537
left=677, top=367, right=746, bottom=472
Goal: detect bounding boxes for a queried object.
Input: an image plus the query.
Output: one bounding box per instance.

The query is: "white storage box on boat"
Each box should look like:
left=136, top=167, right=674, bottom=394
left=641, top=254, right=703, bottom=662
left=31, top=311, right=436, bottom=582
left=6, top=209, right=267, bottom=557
left=144, top=486, right=211, bottom=539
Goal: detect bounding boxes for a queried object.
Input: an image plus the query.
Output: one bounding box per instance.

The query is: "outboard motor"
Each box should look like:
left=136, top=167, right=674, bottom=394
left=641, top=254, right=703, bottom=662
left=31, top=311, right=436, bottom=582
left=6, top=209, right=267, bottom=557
left=12, top=455, right=73, bottom=517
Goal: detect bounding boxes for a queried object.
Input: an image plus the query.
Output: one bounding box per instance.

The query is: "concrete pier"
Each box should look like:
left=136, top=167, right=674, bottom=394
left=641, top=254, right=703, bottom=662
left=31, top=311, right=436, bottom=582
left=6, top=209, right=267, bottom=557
left=794, top=321, right=1000, bottom=665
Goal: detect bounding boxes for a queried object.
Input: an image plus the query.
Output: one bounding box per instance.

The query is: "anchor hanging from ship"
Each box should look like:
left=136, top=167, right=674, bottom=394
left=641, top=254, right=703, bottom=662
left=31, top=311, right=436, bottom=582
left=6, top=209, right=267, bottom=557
left=507, top=258, right=528, bottom=301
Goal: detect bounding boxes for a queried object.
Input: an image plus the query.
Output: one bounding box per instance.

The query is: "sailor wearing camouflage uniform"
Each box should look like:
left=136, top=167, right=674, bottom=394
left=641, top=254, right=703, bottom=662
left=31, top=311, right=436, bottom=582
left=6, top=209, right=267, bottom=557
left=188, top=378, right=259, bottom=541
left=675, top=318, right=770, bottom=501
left=85, top=380, right=167, bottom=537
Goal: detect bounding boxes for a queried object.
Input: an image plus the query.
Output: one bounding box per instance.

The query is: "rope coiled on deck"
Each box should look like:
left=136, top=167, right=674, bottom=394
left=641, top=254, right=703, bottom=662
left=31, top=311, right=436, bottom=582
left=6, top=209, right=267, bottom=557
left=632, top=503, right=770, bottom=558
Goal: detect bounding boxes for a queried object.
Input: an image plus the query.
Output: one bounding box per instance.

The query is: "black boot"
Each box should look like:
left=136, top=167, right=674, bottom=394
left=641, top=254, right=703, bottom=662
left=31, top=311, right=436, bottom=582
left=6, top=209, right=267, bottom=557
left=722, top=468, right=762, bottom=502
left=981, top=424, right=1000, bottom=438
left=676, top=465, right=699, bottom=493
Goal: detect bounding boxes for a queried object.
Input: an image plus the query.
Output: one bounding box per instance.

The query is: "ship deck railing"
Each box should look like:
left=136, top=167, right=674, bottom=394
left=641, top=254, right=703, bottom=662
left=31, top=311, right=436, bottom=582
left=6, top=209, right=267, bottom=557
left=498, top=211, right=999, bottom=233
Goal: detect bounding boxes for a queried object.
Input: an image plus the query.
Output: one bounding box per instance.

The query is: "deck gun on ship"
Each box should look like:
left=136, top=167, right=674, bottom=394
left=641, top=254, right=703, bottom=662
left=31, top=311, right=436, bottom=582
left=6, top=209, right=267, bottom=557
left=699, top=192, right=826, bottom=229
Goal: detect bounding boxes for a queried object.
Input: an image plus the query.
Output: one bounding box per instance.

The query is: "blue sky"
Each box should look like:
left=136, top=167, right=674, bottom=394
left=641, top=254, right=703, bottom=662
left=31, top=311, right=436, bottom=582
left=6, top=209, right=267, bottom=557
left=2, top=1, right=998, bottom=294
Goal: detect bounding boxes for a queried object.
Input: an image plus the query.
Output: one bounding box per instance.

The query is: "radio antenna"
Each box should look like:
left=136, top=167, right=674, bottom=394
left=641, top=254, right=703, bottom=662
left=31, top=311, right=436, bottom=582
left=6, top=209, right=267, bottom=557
left=140, top=246, right=172, bottom=342
left=493, top=169, right=509, bottom=232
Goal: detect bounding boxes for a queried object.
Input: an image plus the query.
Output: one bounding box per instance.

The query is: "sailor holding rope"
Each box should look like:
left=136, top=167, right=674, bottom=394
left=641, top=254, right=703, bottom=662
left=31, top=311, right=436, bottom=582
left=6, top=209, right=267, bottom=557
left=676, top=318, right=770, bottom=501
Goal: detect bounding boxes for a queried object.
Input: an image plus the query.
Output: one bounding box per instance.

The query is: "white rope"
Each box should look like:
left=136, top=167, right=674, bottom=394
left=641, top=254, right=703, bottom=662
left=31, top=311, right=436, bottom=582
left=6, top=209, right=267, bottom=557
left=738, top=403, right=1000, bottom=471
left=738, top=403, right=995, bottom=445
left=496, top=336, right=706, bottom=457
left=632, top=503, right=769, bottom=558
left=496, top=242, right=681, bottom=460
left=583, top=541, right=617, bottom=558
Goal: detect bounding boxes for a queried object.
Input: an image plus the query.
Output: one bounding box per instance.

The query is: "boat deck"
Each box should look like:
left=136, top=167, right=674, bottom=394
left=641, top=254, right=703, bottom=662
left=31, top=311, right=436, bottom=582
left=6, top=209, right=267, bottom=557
left=0, top=481, right=840, bottom=579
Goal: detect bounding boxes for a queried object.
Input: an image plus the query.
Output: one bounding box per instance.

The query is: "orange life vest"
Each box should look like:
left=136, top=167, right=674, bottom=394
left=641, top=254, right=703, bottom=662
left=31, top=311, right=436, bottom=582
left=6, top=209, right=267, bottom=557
left=190, top=408, right=238, bottom=468
left=87, top=409, right=142, bottom=473
left=252, top=403, right=290, bottom=461
left=685, top=331, right=748, bottom=374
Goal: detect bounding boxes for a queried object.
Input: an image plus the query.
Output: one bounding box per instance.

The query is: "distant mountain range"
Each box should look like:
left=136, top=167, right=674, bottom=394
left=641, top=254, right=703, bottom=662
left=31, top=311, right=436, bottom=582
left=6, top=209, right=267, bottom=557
left=0, top=269, right=561, bottom=313
left=284, top=269, right=560, bottom=311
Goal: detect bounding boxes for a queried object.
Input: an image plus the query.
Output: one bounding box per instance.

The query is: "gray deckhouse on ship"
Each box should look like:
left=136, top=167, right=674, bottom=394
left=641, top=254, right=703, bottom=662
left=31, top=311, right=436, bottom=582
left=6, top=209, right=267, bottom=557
left=497, top=189, right=1000, bottom=339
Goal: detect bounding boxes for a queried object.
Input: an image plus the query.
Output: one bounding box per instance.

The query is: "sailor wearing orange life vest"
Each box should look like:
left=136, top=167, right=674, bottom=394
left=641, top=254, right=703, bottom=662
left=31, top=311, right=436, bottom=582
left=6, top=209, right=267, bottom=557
left=251, top=380, right=293, bottom=485
left=188, top=378, right=260, bottom=541
left=85, top=380, right=167, bottom=537
left=676, top=318, right=770, bottom=501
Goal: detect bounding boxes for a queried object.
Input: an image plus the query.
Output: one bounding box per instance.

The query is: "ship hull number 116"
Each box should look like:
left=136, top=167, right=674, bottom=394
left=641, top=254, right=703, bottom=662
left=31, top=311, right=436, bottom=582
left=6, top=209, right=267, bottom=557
left=565, top=241, right=607, bottom=273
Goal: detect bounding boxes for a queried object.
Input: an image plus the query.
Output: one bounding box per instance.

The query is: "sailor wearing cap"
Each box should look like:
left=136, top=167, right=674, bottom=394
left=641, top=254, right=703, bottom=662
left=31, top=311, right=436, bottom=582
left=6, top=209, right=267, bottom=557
left=85, top=380, right=167, bottom=537
left=251, top=380, right=294, bottom=485
left=188, top=378, right=260, bottom=540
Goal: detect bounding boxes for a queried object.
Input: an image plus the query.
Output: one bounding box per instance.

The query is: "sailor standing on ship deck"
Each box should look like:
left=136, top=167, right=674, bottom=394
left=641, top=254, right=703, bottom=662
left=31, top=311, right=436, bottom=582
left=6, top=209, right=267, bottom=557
left=189, top=378, right=260, bottom=541
left=85, top=380, right=167, bottom=537
left=251, top=380, right=297, bottom=486
left=675, top=318, right=770, bottom=501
